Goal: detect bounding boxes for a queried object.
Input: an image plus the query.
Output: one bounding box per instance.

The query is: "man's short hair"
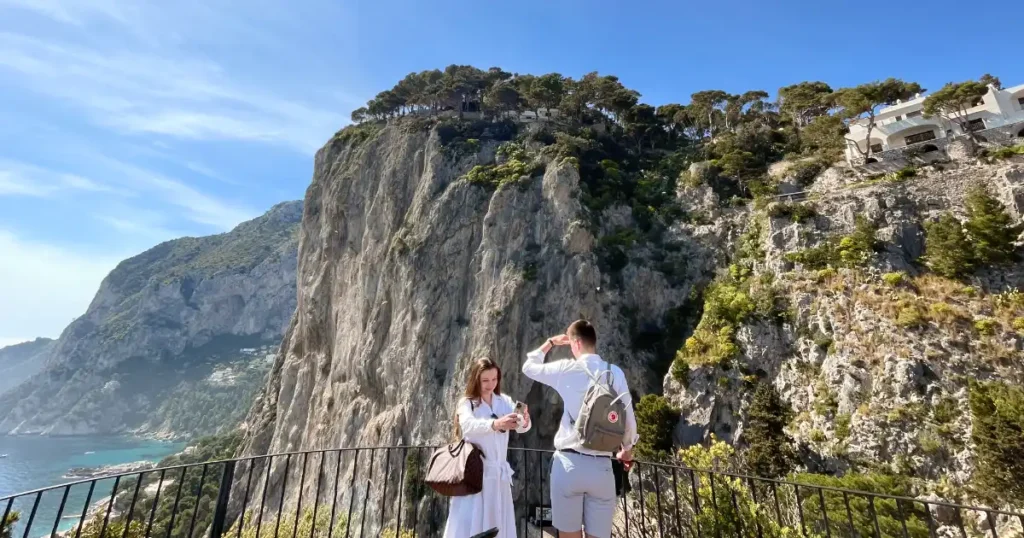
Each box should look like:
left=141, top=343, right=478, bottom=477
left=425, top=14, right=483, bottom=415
left=567, top=319, right=597, bottom=348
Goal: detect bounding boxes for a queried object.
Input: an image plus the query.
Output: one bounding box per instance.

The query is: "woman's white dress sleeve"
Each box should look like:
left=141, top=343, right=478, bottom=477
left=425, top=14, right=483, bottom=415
left=456, top=398, right=494, bottom=438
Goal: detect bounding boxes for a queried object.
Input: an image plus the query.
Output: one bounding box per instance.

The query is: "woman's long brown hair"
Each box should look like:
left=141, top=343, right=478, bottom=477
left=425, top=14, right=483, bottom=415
left=452, top=358, right=502, bottom=440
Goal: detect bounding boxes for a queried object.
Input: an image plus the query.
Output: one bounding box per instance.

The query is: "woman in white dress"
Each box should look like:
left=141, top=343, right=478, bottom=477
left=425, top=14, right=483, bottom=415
left=443, top=358, right=531, bottom=538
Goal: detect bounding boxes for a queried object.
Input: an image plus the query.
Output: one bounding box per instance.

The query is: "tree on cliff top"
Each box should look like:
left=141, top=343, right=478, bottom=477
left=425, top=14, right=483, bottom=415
left=834, top=78, right=923, bottom=159
left=923, top=78, right=990, bottom=142
left=778, top=81, right=833, bottom=128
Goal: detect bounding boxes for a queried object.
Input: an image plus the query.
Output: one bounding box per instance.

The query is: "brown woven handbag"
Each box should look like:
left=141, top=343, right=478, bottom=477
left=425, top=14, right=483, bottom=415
left=424, top=439, right=485, bottom=497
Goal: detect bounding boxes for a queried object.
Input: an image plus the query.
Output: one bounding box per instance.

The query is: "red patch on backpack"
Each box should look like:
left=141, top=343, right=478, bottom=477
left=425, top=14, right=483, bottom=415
left=607, top=411, right=619, bottom=423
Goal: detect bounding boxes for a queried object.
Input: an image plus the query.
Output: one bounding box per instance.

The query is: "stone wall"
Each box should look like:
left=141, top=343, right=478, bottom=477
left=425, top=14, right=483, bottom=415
left=976, top=120, right=1024, bottom=146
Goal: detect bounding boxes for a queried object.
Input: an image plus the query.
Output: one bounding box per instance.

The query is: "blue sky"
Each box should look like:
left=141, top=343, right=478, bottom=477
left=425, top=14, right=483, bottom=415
left=0, top=0, right=1019, bottom=346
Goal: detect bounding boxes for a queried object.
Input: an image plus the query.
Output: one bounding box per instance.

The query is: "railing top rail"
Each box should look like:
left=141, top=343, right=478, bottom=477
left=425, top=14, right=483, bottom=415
left=3, top=444, right=1022, bottom=519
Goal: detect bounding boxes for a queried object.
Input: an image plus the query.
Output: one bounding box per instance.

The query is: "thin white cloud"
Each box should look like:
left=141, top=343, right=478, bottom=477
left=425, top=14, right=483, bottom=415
left=0, top=30, right=347, bottom=153
left=0, top=0, right=134, bottom=26
left=0, top=160, right=121, bottom=198
left=0, top=229, right=123, bottom=341
left=60, top=174, right=116, bottom=192
left=90, top=155, right=255, bottom=230
left=0, top=170, right=54, bottom=197
left=93, top=213, right=180, bottom=241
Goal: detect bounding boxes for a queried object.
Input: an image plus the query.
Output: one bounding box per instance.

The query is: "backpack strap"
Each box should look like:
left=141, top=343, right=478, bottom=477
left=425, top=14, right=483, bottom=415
left=568, top=360, right=614, bottom=426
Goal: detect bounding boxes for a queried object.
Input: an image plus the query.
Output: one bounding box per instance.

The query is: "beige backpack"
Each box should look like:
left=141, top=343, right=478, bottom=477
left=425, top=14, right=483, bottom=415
left=569, top=364, right=627, bottom=453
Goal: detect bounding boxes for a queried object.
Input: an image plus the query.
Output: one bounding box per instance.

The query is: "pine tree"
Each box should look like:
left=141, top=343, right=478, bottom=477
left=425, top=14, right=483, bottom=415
left=964, top=186, right=1020, bottom=266
left=743, top=383, right=797, bottom=478
left=968, top=381, right=1024, bottom=504
left=634, top=394, right=680, bottom=461
left=924, top=213, right=974, bottom=278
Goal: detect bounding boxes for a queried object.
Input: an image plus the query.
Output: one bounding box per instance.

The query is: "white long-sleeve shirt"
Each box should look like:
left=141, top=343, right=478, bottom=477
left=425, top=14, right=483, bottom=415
left=522, top=347, right=638, bottom=456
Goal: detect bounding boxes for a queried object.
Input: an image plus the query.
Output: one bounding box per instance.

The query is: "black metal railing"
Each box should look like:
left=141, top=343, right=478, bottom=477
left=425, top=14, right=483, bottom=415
left=3, top=446, right=1022, bottom=538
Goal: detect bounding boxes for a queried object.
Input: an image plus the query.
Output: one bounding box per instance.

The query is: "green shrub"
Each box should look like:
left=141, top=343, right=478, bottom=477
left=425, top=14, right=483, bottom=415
left=812, top=332, right=833, bottom=351
left=918, top=429, right=943, bottom=454
left=673, top=440, right=795, bottom=538
left=635, top=394, right=681, bottom=461
left=785, top=216, right=877, bottom=269
left=985, top=144, right=1024, bottom=160
left=522, top=262, right=538, bottom=281
left=227, top=507, right=348, bottom=538
left=671, top=356, right=690, bottom=384
left=788, top=158, right=830, bottom=186
left=933, top=397, right=959, bottom=425
left=892, top=166, right=917, bottom=180
left=677, top=273, right=785, bottom=367
left=743, top=383, right=797, bottom=478
left=968, top=380, right=1024, bottom=504
left=77, top=518, right=146, bottom=538
left=809, top=429, right=826, bottom=443
left=791, top=473, right=929, bottom=538
left=964, top=185, right=1021, bottom=267
left=835, top=413, right=852, bottom=441
left=768, top=202, right=817, bottom=223
left=335, top=121, right=382, bottom=146
left=813, top=380, right=839, bottom=416
left=1013, top=317, right=1024, bottom=332
left=896, top=303, right=925, bottom=328
left=882, top=272, right=905, bottom=286
left=973, top=317, right=998, bottom=336
left=1, top=511, right=20, bottom=538
left=464, top=144, right=541, bottom=189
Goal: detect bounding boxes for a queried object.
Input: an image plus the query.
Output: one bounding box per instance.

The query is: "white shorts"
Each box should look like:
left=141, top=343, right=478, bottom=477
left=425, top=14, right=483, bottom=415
left=550, top=451, right=616, bottom=538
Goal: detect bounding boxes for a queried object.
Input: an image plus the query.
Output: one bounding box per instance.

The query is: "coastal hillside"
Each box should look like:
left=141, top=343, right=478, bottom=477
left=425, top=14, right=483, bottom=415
left=0, top=201, right=303, bottom=438
left=234, top=67, right=1024, bottom=528
left=0, top=338, right=53, bottom=394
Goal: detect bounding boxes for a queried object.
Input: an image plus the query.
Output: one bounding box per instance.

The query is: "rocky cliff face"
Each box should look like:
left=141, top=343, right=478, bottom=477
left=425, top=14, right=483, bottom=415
left=0, top=337, right=54, bottom=394
left=238, top=120, right=1023, bottom=522
left=238, top=124, right=721, bottom=459
left=667, top=160, right=1024, bottom=487
left=0, top=201, right=302, bottom=436
left=231, top=121, right=735, bottom=531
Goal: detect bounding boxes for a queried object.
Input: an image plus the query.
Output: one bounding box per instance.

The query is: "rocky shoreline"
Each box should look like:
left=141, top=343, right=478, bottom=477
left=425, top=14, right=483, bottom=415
left=63, top=460, right=155, bottom=479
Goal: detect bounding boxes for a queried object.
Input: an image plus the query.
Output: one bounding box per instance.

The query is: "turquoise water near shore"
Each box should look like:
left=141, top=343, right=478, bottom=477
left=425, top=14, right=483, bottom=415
left=0, top=436, right=185, bottom=536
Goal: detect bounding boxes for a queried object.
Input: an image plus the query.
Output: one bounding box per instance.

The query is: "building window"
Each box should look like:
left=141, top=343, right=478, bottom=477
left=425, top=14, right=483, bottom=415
left=1018, top=97, right=1024, bottom=107
left=894, top=115, right=903, bottom=121
left=870, top=143, right=883, bottom=153
left=967, top=118, right=986, bottom=132
left=907, top=110, right=923, bottom=118
left=971, top=97, right=984, bottom=107
left=905, top=131, right=936, bottom=145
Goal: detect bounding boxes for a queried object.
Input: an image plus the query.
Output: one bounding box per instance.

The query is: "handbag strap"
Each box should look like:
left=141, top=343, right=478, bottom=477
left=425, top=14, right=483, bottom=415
left=448, top=439, right=465, bottom=457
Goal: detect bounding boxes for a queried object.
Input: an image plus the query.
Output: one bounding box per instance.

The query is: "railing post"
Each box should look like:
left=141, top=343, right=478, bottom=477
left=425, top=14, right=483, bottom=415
left=209, top=460, right=237, bottom=538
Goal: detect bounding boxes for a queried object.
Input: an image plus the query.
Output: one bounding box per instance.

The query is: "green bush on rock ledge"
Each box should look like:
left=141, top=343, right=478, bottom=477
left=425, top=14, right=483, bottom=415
left=673, top=273, right=785, bottom=369
left=464, top=142, right=541, bottom=189
left=784, top=216, right=878, bottom=269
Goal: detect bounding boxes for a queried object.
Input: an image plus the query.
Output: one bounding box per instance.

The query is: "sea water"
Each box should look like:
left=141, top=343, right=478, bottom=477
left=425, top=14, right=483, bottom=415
left=0, top=436, right=185, bottom=536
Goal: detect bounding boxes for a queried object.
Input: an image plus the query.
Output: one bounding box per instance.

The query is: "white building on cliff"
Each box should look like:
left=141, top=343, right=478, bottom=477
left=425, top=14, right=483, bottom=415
left=845, top=83, right=1024, bottom=164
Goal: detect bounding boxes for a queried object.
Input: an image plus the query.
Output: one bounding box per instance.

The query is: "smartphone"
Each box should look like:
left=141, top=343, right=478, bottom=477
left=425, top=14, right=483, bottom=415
left=514, top=401, right=525, bottom=415
left=514, top=401, right=526, bottom=427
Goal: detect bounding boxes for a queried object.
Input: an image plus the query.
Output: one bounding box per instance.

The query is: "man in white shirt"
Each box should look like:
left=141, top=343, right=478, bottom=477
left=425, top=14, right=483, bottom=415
left=522, top=320, right=638, bottom=538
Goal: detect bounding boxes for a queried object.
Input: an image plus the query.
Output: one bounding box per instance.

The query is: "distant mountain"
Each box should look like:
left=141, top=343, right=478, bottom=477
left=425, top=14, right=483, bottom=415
left=0, top=201, right=302, bottom=437
left=0, top=337, right=54, bottom=394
